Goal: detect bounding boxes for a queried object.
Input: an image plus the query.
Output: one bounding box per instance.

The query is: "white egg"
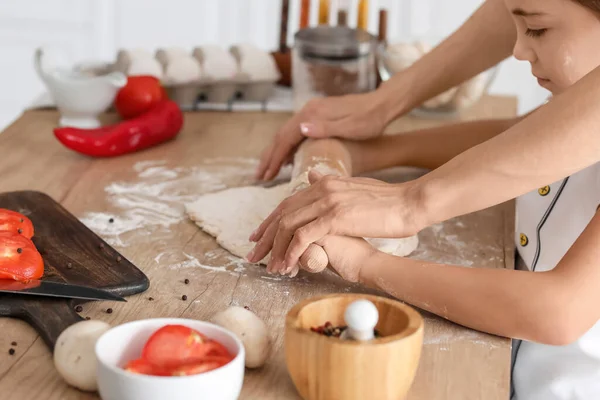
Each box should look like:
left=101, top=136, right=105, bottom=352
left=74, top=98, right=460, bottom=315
left=53, top=320, right=111, bottom=392
left=193, top=46, right=239, bottom=81
left=163, top=56, right=202, bottom=84
left=155, top=47, right=190, bottom=67
left=452, top=73, right=489, bottom=110
left=385, top=42, right=422, bottom=61
left=414, top=40, right=432, bottom=55
left=211, top=306, right=271, bottom=368
left=127, top=58, right=164, bottom=80
left=230, top=44, right=280, bottom=82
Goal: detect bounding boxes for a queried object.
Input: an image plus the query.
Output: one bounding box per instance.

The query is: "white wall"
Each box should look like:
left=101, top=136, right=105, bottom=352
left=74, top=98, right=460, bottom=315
left=0, top=0, right=548, bottom=131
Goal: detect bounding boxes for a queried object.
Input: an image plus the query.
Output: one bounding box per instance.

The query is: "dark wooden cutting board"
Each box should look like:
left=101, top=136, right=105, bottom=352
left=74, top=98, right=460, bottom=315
left=0, top=190, right=149, bottom=350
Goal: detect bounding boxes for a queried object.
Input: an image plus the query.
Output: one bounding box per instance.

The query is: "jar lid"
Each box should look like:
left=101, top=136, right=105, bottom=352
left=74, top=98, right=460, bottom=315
left=295, top=26, right=377, bottom=61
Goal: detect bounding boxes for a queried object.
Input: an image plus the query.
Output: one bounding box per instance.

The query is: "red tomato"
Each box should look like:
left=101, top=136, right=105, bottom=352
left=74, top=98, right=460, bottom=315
left=125, top=358, right=170, bottom=376
left=204, top=340, right=234, bottom=360
left=114, top=76, right=166, bottom=119
left=0, top=209, right=34, bottom=239
left=0, top=232, right=44, bottom=282
left=141, top=325, right=211, bottom=368
left=169, top=357, right=230, bottom=376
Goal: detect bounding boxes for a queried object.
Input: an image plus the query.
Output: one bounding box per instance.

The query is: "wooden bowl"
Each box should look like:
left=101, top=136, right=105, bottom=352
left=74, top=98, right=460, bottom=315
left=285, top=293, right=424, bottom=400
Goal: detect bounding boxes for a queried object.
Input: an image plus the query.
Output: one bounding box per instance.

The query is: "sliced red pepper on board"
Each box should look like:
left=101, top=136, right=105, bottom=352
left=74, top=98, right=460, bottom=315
left=141, top=324, right=211, bottom=368
left=0, top=232, right=44, bottom=282
left=0, top=209, right=34, bottom=239
left=53, top=100, right=184, bottom=158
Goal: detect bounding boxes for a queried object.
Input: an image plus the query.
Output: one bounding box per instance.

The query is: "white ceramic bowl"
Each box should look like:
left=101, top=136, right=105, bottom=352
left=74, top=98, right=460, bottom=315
left=95, top=318, right=245, bottom=400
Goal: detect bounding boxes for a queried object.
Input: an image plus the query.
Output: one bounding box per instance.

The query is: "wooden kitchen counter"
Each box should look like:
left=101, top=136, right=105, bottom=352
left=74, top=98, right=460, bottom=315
left=0, top=95, right=517, bottom=400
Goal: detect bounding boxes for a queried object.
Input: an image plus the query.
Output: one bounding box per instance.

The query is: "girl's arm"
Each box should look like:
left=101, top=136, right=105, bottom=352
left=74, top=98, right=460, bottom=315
left=345, top=117, right=522, bottom=174
left=360, top=211, right=600, bottom=345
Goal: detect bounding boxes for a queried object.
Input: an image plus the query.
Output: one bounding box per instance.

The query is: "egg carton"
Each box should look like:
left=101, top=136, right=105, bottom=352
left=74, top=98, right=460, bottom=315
left=104, top=45, right=282, bottom=109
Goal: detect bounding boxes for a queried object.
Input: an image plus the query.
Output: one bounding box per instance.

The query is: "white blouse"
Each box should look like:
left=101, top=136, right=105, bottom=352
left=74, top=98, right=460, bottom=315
left=512, top=162, right=600, bottom=400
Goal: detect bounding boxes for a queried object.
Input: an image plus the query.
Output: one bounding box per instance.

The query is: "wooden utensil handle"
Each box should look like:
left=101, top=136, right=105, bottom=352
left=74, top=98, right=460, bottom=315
left=291, top=139, right=353, bottom=275
left=20, top=299, right=84, bottom=350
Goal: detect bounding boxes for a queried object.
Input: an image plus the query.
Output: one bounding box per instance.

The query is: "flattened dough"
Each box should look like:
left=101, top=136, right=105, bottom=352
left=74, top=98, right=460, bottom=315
left=185, top=173, right=419, bottom=267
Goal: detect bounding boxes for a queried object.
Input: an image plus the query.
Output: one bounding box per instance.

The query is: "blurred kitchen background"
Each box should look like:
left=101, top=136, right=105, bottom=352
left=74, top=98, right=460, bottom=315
left=0, top=0, right=548, bottom=131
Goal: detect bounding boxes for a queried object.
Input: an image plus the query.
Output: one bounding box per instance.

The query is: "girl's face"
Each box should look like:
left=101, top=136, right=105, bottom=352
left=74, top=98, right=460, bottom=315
left=505, top=0, right=600, bottom=94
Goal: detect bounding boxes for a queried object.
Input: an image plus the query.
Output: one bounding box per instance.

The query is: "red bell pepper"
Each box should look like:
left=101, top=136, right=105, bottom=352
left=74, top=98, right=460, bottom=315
left=53, top=100, right=184, bottom=158
left=0, top=232, right=44, bottom=282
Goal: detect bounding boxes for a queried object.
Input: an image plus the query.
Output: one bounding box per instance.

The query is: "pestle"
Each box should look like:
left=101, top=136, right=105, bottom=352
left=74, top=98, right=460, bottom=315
left=340, top=299, right=379, bottom=341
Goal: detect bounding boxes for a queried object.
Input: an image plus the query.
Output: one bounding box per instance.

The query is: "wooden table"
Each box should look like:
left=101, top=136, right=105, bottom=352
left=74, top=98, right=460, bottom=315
left=0, top=95, right=517, bottom=399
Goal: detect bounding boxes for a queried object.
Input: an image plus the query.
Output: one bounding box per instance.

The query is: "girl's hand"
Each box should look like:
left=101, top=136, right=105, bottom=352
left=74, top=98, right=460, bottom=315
left=246, top=170, right=424, bottom=275
left=314, top=235, right=382, bottom=283
left=255, top=92, right=390, bottom=181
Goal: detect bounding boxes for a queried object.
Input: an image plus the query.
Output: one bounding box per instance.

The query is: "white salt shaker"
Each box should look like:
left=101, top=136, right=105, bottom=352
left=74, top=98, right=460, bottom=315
left=341, top=299, right=379, bottom=341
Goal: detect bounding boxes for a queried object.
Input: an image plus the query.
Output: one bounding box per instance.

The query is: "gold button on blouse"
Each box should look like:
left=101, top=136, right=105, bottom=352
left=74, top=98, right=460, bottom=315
left=538, top=186, right=550, bottom=196
left=520, top=233, right=529, bottom=247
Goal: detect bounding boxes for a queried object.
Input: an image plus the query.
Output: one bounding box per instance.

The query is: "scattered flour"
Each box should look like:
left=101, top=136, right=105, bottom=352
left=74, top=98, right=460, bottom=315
left=79, top=158, right=291, bottom=249
left=79, top=158, right=291, bottom=273
left=78, top=160, right=504, bottom=351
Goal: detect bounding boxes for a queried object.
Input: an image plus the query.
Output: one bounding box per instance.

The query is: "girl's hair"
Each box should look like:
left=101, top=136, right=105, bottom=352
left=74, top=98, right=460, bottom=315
left=574, top=0, right=600, bottom=12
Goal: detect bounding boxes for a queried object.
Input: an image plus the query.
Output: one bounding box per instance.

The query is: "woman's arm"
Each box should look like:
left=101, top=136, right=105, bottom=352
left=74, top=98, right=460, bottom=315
left=378, top=0, right=516, bottom=121
left=346, top=117, right=522, bottom=174
left=256, top=0, right=516, bottom=181
left=360, top=211, right=600, bottom=345
left=418, top=65, right=600, bottom=227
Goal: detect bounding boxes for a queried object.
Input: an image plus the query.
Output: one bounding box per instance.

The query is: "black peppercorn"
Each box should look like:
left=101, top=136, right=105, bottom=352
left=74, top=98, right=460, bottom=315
left=148, top=297, right=154, bottom=301
left=75, top=305, right=83, bottom=313
left=11, top=342, right=16, bottom=346
left=106, top=308, right=113, bottom=314
left=8, top=349, right=15, bottom=355
left=109, top=218, right=114, bottom=223
left=17, top=228, right=22, bottom=234
left=184, top=279, right=189, bottom=284
left=16, top=248, right=22, bottom=254
left=244, top=306, right=250, bottom=310
left=85, top=317, right=91, bottom=320
left=182, top=295, right=188, bottom=301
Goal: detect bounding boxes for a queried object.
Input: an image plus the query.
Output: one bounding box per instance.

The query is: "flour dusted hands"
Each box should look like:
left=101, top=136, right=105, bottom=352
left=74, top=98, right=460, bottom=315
left=255, top=92, right=389, bottom=181
left=246, top=170, right=425, bottom=275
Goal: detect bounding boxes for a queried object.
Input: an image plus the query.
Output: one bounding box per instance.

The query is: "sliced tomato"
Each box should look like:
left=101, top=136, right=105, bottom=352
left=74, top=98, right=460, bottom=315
left=169, top=357, right=230, bottom=376
left=0, top=209, right=34, bottom=239
left=0, top=232, right=44, bottom=282
left=124, top=358, right=171, bottom=376
left=141, top=325, right=211, bottom=368
left=204, top=340, right=234, bottom=359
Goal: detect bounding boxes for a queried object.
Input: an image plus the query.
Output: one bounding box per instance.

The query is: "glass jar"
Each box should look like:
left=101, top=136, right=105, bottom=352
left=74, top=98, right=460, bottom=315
left=292, top=26, right=378, bottom=111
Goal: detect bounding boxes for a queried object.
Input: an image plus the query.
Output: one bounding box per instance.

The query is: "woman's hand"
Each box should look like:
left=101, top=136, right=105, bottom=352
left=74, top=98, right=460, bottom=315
left=255, top=91, right=391, bottom=181
left=246, top=170, right=425, bottom=275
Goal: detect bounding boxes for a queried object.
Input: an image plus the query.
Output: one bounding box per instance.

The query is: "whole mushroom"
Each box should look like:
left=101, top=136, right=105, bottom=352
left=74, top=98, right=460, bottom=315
left=211, top=306, right=271, bottom=368
left=53, top=320, right=111, bottom=392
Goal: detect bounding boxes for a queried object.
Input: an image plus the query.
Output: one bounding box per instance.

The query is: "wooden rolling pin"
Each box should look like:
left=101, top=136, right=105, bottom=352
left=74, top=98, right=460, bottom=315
left=290, top=138, right=353, bottom=276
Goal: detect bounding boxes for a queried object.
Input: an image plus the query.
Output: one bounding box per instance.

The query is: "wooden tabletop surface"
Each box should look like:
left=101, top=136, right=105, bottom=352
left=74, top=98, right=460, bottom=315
left=0, top=94, right=517, bottom=400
